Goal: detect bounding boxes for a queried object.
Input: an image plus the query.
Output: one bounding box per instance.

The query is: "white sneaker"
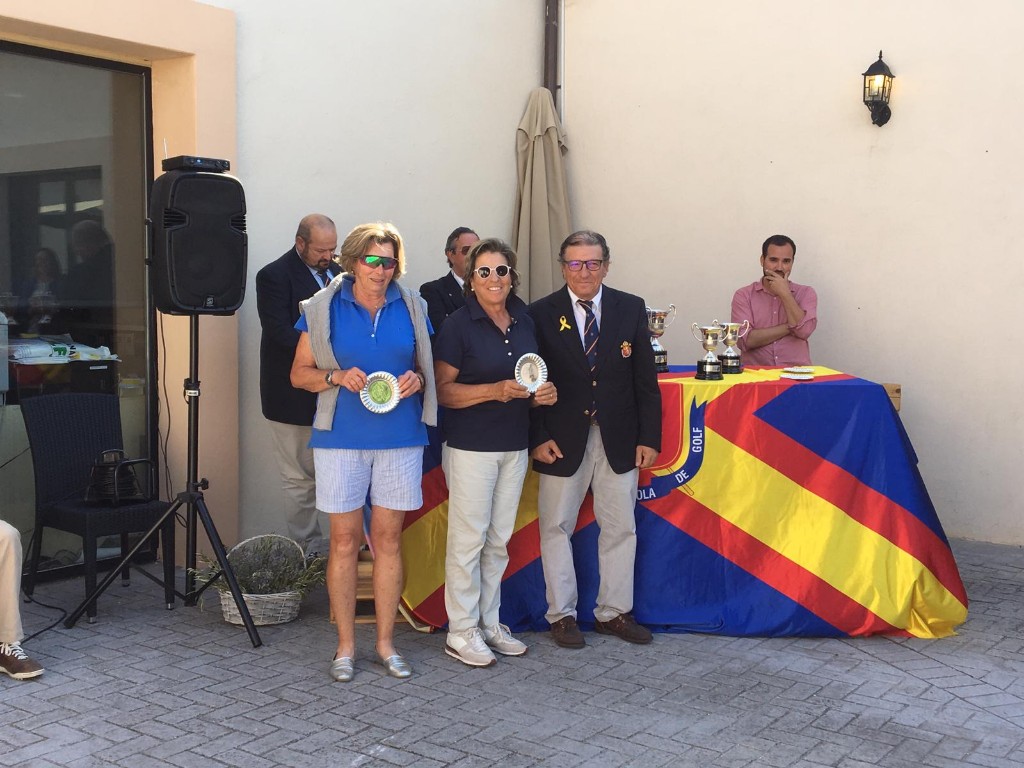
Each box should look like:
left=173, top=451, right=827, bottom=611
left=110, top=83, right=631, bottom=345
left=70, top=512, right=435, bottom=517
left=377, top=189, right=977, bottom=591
left=483, top=623, right=528, bottom=656
left=445, top=628, right=497, bottom=667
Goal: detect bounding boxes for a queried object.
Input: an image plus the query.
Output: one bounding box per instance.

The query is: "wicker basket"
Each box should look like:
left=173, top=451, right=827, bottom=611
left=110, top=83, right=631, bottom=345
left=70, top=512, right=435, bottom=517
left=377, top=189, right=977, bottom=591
left=219, top=589, right=302, bottom=626
left=215, top=534, right=308, bottom=626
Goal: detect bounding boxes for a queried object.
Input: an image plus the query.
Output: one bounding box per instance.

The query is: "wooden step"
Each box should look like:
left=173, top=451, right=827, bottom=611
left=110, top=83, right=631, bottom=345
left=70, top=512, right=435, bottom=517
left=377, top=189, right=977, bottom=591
left=329, top=555, right=406, bottom=625
left=356, top=559, right=374, bottom=601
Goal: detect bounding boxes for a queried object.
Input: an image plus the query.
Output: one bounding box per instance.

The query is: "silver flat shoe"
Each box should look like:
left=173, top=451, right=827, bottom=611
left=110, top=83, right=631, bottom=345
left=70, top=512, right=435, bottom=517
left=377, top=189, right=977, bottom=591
left=377, top=653, right=412, bottom=679
left=329, top=656, right=355, bottom=682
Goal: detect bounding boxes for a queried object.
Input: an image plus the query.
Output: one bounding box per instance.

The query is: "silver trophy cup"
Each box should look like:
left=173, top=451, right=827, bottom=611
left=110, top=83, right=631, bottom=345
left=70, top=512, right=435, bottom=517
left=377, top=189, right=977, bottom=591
left=646, top=304, right=677, bottom=372
left=719, top=320, right=750, bottom=374
left=691, top=322, right=727, bottom=381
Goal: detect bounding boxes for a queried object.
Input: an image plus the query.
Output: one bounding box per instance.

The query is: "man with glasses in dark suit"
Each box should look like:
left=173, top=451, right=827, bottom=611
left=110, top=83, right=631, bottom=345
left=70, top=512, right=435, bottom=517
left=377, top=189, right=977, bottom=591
left=256, top=213, right=341, bottom=556
left=529, top=230, right=662, bottom=649
left=419, top=226, right=479, bottom=337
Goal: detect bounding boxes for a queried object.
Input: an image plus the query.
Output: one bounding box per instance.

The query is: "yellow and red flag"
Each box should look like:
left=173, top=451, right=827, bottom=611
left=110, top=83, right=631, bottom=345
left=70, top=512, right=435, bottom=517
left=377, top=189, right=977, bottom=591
left=401, top=367, right=967, bottom=638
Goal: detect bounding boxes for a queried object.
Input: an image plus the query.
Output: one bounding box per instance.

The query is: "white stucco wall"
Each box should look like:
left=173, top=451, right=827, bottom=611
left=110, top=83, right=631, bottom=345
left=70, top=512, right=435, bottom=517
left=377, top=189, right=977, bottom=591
left=562, top=1, right=1023, bottom=542
left=200, top=1, right=544, bottom=539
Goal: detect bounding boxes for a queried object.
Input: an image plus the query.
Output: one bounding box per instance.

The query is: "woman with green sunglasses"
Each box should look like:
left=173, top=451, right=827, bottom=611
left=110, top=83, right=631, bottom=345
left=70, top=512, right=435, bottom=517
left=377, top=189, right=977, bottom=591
left=291, top=221, right=436, bottom=683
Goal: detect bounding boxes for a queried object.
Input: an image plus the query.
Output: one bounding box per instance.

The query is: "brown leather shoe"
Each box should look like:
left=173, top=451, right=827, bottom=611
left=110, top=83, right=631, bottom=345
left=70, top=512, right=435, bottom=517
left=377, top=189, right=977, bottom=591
left=549, top=616, right=586, bottom=648
left=594, top=613, right=652, bottom=644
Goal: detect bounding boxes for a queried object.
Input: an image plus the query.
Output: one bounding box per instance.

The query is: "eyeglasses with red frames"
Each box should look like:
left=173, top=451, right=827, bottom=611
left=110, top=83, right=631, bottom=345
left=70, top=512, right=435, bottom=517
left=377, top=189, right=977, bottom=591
left=359, top=254, right=398, bottom=270
left=471, top=264, right=512, bottom=279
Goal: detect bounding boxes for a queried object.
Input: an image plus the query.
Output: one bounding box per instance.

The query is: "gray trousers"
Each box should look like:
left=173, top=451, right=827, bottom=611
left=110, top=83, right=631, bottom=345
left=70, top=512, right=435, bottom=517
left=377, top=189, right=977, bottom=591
left=267, top=420, right=323, bottom=551
left=538, top=426, right=639, bottom=624
left=442, top=445, right=528, bottom=633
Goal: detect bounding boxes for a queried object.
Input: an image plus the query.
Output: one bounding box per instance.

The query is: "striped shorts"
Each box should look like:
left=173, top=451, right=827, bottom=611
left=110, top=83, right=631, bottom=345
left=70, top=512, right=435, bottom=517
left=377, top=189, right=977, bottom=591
left=313, top=446, right=424, bottom=513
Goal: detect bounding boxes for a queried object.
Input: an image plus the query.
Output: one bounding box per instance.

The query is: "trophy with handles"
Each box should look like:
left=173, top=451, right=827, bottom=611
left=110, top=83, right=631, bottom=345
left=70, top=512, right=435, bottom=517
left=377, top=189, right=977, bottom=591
left=645, top=304, right=677, bottom=373
left=691, top=321, right=726, bottom=381
left=718, top=320, right=750, bottom=374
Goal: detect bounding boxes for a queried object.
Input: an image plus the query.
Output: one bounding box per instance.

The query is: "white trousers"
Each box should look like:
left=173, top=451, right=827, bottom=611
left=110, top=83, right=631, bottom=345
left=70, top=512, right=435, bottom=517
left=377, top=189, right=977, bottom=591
left=267, top=420, right=323, bottom=551
left=442, top=445, right=528, bottom=633
left=538, top=426, right=639, bottom=624
left=0, top=520, right=24, bottom=644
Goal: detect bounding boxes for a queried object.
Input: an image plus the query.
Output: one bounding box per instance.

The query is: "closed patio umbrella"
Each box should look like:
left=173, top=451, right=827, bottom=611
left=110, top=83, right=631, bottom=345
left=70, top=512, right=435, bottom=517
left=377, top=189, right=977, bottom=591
left=513, top=87, right=571, bottom=301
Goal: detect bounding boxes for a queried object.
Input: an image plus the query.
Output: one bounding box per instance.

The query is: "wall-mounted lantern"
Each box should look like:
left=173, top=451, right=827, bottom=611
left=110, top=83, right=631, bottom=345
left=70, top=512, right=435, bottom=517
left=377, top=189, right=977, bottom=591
left=862, top=51, right=894, bottom=126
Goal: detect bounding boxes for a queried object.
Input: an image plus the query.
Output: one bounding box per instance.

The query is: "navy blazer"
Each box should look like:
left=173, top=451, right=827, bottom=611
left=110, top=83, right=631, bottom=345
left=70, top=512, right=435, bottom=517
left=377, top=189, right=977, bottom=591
left=529, top=285, right=662, bottom=476
left=419, top=271, right=465, bottom=337
left=256, top=248, right=340, bottom=425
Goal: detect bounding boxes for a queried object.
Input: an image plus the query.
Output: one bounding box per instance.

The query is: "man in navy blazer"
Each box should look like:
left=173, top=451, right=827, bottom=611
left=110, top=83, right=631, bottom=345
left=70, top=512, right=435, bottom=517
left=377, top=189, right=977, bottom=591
left=256, top=214, right=340, bottom=554
left=529, top=230, right=661, bottom=649
left=419, top=226, right=478, bottom=336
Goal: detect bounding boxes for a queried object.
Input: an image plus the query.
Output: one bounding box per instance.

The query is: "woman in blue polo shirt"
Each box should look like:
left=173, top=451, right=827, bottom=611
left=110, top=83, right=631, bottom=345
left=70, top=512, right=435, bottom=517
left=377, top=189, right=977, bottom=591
left=291, top=222, right=436, bottom=683
left=434, top=238, right=558, bottom=667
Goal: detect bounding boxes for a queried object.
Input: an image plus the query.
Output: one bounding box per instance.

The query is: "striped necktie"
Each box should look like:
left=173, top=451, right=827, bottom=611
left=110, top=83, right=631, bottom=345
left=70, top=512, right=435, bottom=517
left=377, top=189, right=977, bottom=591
left=316, top=269, right=329, bottom=289
left=578, top=299, right=599, bottom=422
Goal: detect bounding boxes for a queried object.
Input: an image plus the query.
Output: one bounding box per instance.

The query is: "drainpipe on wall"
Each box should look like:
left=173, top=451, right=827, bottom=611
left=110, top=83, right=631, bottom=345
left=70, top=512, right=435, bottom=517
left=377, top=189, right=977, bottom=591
left=543, top=0, right=560, bottom=109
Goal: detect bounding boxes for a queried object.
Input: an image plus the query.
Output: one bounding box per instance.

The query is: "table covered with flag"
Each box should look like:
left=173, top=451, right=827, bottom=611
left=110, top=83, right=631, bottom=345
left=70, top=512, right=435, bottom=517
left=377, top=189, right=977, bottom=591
left=400, top=366, right=967, bottom=638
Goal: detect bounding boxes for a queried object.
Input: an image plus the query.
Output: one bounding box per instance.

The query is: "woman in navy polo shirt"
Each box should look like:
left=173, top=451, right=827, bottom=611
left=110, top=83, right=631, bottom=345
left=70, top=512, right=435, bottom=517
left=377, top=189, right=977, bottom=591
left=291, top=222, right=436, bottom=683
left=434, top=239, right=558, bottom=667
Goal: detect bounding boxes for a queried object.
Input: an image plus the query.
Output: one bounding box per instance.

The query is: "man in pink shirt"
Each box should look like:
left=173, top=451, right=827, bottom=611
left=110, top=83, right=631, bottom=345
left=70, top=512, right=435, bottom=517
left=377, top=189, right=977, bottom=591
left=730, top=234, right=817, bottom=367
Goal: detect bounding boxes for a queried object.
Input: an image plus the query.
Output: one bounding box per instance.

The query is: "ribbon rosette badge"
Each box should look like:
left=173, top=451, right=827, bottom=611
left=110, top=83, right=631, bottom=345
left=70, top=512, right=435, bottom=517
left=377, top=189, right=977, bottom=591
left=559, top=315, right=572, bottom=332
left=620, top=341, right=632, bottom=358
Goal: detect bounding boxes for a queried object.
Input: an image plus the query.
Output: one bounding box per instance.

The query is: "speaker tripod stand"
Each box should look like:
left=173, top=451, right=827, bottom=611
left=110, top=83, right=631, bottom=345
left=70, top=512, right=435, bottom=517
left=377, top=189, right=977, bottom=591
left=66, top=315, right=262, bottom=647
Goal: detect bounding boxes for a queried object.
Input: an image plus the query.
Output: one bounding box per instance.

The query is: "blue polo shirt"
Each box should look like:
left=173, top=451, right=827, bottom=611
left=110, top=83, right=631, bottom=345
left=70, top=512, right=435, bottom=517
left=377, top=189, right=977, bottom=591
left=434, top=293, right=538, bottom=452
left=295, top=276, right=428, bottom=450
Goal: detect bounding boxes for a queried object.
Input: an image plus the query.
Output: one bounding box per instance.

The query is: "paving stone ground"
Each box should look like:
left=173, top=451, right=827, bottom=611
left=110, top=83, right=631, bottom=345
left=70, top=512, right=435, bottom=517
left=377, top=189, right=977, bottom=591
left=2, top=539, right=1021, bottom=767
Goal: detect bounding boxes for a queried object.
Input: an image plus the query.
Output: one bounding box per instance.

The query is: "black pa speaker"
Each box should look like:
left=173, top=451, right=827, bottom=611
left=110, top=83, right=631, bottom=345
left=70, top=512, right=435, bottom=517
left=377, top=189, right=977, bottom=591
left=149, top=169, right=247, bottom=315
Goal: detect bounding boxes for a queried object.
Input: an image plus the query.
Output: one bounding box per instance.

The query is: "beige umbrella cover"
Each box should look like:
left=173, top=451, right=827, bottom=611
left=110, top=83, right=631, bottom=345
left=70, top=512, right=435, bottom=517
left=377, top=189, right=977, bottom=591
left=513, top=87, right=571, bottom=301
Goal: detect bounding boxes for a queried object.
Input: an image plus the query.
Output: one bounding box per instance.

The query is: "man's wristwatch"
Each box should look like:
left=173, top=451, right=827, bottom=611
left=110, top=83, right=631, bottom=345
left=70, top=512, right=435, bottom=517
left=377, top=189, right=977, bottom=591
left=325, top=370, right=336, bottom=386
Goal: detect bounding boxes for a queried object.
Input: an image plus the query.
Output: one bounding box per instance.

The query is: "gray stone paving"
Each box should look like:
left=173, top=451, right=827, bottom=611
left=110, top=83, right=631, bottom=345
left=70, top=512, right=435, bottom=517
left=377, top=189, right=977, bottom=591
left=2, top=538, right=1022, bottom=767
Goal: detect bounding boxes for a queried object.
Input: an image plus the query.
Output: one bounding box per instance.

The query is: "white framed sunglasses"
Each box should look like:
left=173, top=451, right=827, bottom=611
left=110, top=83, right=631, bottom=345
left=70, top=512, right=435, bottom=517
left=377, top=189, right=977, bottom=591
left=471, top=264, right=513, bottom=279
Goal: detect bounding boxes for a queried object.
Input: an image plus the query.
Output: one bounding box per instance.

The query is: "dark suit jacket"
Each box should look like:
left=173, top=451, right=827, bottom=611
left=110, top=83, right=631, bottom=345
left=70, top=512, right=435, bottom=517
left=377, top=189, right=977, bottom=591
left=529, top=285, right=661, bottom=476
left=419, top=271, right=465, bottom=337
left=256, top=249, right=340, bottom=425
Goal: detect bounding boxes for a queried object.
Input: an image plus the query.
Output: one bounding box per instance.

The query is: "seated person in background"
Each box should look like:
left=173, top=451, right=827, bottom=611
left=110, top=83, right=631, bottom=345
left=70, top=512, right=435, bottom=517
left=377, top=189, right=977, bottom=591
left=16, top=247, right=63, bottom=335
left=0, top=520, right=44, bottom=680
left=731, top=234, right=817, bottom=367
left=419, top=227, right=479, bottom=336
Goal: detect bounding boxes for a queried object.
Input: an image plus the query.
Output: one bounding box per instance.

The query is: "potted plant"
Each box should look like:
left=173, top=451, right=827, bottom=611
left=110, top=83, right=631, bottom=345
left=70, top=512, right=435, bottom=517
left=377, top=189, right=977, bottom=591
left=192, top=534, right=327, bottom=626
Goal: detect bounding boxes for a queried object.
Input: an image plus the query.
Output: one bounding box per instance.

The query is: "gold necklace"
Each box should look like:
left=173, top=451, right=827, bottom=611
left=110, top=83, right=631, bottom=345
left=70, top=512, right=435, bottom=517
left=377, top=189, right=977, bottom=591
left=353, top=288, right=385, bottom=313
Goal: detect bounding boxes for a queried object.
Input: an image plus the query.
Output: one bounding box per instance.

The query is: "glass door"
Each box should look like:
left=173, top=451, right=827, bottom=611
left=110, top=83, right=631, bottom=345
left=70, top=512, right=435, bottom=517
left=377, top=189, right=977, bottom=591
left=0, top=41, right=153, bottom=570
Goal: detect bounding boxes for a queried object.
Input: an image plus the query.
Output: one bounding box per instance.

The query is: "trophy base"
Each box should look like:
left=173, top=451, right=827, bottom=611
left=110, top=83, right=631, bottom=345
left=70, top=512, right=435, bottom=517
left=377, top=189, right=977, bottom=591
left=695, top=359, right=723, bottom=381
left=721, top=356, right=743, bottom=375
left=650, top=339, right=669, bottom=373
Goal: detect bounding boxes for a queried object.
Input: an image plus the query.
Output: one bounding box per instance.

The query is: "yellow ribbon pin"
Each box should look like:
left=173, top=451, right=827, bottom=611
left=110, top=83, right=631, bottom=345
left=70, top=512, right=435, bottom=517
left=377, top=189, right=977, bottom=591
left=559, top=315, right=572, bottom=331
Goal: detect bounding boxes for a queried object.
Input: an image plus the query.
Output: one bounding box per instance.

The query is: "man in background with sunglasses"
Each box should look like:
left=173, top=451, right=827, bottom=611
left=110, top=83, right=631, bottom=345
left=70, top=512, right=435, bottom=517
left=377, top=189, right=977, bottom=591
left=419, top=226, right=479, bottom=337
left=529, top=230, right=662, bottom=650
left=256, top=213, right=342, bottom=557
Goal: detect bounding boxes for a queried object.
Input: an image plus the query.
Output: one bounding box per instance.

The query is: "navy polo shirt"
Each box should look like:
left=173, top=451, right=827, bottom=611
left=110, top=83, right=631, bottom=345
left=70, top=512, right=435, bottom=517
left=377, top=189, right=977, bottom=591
left=434, top=293, right=538, bottom=452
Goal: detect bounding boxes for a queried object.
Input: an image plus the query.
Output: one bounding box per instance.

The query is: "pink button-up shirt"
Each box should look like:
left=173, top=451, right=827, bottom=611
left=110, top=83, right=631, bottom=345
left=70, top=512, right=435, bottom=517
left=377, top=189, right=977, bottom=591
left=730, top=279, right=817, bottom=366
